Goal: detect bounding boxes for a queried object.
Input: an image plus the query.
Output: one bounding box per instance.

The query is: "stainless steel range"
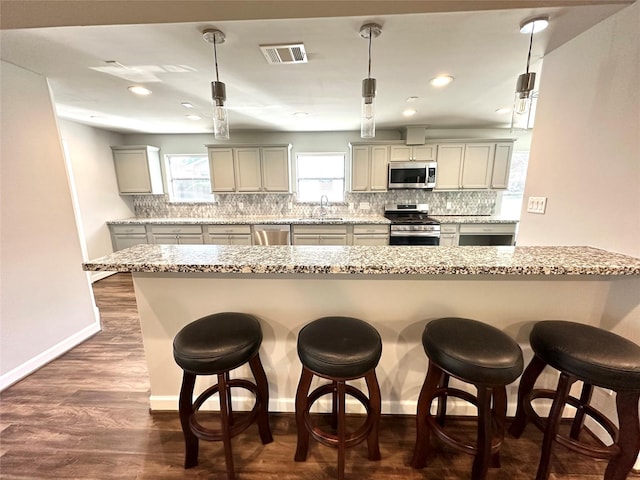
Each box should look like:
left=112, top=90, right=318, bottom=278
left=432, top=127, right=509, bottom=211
left=384, top=203, right=440, bottom=246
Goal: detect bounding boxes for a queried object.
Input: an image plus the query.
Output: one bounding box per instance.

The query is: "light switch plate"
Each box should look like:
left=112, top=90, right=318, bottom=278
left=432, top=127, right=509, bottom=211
left=527, top=196, right=547, bottom=214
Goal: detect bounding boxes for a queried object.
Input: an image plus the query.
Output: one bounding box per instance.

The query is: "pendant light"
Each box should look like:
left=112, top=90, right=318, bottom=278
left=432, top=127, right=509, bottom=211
left=511, top=16, right=548, bottom=132
left=203, top=28, right=230, bottom=140
left=359, top=23, right=382, bottom=138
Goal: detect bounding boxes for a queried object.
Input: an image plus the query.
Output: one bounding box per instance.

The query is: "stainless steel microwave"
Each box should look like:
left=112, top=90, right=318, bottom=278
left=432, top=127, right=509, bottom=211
left=388, top=161, right=437, bottom=189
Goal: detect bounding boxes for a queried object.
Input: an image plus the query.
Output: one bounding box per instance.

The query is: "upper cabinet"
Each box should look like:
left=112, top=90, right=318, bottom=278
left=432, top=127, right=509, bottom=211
left=207, top=144, right=291, bottom=193
left=435, top=140, right=513, bottom=190
left=111, top=145, right=164, bottom=195
left=389, top=144, right=437, bottom=162
left=350, top=143, right=389, bottom=192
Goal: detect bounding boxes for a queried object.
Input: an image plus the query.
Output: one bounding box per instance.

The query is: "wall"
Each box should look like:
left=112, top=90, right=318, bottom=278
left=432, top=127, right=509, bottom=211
left=0, top=61, right=100, bottom=390
left=516, top=1, right=640, bottom=452
left=58, top=120, right=132, bottom=277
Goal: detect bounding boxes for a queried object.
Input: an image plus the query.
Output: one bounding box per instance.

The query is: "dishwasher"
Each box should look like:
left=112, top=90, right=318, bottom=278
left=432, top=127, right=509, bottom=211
left=252, top=225, right=291, bottom=245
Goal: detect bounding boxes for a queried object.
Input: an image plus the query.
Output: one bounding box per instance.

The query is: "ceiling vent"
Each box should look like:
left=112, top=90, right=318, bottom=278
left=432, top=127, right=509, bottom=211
left=259, top=44, right=307, bottom=64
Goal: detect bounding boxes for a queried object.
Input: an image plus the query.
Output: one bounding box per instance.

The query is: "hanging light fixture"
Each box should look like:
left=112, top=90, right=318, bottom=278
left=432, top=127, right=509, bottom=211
left=511, top=16, right=548, bottom=132
left=203, top=28, right=230, bottom=140
left=359, top=23, right=382, bottom=139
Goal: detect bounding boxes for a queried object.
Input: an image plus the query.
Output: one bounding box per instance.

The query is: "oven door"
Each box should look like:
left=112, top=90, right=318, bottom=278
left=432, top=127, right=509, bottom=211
left=389, top=232, right=440, bottom=246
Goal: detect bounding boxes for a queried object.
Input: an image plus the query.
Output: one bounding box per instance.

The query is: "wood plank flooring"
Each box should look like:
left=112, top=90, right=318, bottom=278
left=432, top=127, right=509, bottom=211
left=0, top=273, right=629, bottom=479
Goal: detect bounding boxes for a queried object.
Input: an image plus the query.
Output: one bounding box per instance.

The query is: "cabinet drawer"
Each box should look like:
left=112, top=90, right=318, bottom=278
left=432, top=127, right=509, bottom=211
left=149, top=224, right=203, bottom=235
left=110, top=224, right=147, bottom=235
left=206, top=224, right=251, bottom=235
left=293, top=225, right=348, bottom=235
left=353, top=224, right=389, bottom=235
left=440, top=224, right=459, bottom=234
left=459, top=223, right=516, bottom=234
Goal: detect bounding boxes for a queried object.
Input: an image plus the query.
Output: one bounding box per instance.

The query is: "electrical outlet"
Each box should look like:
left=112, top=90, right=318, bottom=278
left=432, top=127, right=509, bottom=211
left=238, top=202, right=244, bottom=210
left=287, top=202, right=293, bottom=210
left=359, top=202, right=370, bottom=210
left=527, top=196, right=547, bottom=214
left=446, top=201, right=452, bottom=210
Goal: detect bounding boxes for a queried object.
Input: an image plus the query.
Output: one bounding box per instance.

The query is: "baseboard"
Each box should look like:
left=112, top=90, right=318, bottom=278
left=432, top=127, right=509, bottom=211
left=0, top=320, right=101, bottom=391
left=91, top=271, right=116, bottom=283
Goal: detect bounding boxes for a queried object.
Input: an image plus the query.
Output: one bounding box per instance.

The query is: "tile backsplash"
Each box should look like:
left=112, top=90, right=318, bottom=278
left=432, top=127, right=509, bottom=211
left=133, top=190, right=497, bottom=218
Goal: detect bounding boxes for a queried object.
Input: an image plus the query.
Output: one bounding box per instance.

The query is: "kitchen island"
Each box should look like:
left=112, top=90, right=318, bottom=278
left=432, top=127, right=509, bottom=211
left=83, top=244, right=640, bottom=414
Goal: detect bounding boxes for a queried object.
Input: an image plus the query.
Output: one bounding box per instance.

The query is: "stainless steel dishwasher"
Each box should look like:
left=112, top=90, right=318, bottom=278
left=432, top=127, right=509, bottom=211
left=252, top=225, right=291, bottom=245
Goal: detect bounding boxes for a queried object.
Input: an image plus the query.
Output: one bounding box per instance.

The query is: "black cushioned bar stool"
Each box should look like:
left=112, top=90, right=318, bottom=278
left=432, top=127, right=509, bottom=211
left=294, top=316, right=382, bottom=480
left=172, top=312, right=273, bottom=480
left=411, top=317, right=524, bottom=480
left=509, top=320, right=640, bottom=480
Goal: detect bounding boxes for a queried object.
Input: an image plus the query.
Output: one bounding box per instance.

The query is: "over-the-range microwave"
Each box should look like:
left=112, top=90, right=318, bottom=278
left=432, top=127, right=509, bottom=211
left=388, top=161, right=437, bottom=189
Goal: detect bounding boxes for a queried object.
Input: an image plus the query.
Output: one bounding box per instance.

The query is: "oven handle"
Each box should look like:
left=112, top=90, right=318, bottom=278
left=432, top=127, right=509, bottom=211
left=390, top=231, right=441, bottom=238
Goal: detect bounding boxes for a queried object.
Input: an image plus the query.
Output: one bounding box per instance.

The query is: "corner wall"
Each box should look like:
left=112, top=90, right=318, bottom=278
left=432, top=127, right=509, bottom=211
left=0, top=61, right=100, bottom=389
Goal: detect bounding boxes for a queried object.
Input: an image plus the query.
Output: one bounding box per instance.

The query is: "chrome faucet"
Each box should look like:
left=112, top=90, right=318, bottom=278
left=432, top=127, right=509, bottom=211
left=319, top=195, right=329, bottom=217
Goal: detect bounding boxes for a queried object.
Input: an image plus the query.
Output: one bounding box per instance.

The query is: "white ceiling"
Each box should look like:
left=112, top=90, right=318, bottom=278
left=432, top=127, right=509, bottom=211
left=0, top=2, right=628, bottom=135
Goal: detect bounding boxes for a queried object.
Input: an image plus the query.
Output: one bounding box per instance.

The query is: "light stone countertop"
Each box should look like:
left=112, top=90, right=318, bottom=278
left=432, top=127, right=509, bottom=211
left=431, top=215, right=519, bottom=224
left=107, top=216, right=390, bottom=225
left=83, top=244, right=640, bottom=276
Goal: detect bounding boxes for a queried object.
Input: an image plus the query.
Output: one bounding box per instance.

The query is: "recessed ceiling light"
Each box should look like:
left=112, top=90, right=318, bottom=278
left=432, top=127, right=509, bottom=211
left=186, top=114, right=202, bottom=120
left=293, top=112, right=309, bottom=117
left=181, top=102, right=194, bottom=108
left=430, top=75, right=454, bottom=87
left=403, top=109, right=417, bottom=117
left=406, top=96, right=419, bottom=103
left=128, top=85, right=152, bottom=96
left=520, top=16, right=549, bottom=34
left=495, top=107, right=512, bottom=114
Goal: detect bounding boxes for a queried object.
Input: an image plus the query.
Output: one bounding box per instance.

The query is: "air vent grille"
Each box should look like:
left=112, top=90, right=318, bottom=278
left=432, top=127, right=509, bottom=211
left=260, top=44, right=307, bottom=64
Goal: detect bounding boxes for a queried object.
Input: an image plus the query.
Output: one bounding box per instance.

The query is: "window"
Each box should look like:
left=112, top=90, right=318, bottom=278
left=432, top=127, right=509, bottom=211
left=296, top=153, right=345, bottom=202
left=498, top=150, right=529, bottom=217
left=165, top=154, right=215, bottom=202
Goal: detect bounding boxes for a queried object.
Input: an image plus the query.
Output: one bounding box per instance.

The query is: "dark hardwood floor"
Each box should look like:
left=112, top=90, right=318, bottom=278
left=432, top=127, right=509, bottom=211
left=0, top=273, right=629, bottom=479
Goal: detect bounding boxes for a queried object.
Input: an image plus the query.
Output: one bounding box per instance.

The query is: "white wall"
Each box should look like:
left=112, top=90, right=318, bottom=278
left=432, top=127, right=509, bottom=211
left=518, top=1, right=639, bottom=257
left=57, top=120, right=132, bottom=265
left=0, top=61, right=100, bottom=389
left=516, top=2, right=640, bottom=452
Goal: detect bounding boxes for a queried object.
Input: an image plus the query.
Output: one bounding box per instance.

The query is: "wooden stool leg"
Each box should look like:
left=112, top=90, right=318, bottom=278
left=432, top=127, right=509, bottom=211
left=604, top=390, right=640, bottom=480
left=411, top=362, right=442, bottom=469
left=331, top=380, right=339, bottom=430
left=248, top=353, right=273, bottom=444
left=178, top=371, right=199, bottom=468
left=472, top=386, right=492, bottom=480
left=491, top=386, right=507, bottom=469
left=224, top=371, right=234, bottom=426
left=535, top=373, right=576, bottom=480
left=294, top=366, right=314, bottom=462
left=569, top=382, right=593, bottom=440
left=365, top=370, right=382, bottom=461
left=337, top=380, right=346, bottom=480
left=218, top=373, right=236, bottom=480
left=436, top=372, right=450, bottom=427
left=509, top=354, right=547, bottom=438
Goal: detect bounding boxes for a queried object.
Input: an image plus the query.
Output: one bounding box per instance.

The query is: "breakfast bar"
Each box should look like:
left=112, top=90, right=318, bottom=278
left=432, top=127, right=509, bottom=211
left=83, top=244, right=640, bottom=414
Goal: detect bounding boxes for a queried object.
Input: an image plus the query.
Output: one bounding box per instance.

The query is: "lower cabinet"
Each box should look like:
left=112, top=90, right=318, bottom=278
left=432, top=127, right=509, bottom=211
left=458, top=223, right=517, bottom=246
left=292, top=224, right=349, bottom=245
left=109, top=224, right=148, bottom=251
left=352, top=224, right=389, bottom=246
left=148, top=225, right=204, bottom=245
left=439, top=224, right=459, bottom=246
left=205, top=225, right=252, bottom=245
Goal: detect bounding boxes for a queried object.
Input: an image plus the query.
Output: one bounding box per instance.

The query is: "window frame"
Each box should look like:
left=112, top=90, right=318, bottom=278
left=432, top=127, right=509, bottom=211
left=164, top=153, right=215, bottom=203
left=295, top=152, right=346, bottom=203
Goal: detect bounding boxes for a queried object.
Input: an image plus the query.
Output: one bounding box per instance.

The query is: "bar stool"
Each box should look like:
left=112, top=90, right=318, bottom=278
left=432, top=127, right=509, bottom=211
left=172, top=312, right=273, bottom=480
left=509, top=320, right=640, bottom=480
left=411, top=317, right=524, bottom=480
left=294, top=316, right=382, bottom=480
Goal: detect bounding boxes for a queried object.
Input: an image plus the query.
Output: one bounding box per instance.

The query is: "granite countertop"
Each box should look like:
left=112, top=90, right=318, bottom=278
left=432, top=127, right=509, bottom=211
left=107, top=216, right=390, bottom=225
left=83, top=244, right=640, bottom=276
left=431, top=215, right=519, bottom=224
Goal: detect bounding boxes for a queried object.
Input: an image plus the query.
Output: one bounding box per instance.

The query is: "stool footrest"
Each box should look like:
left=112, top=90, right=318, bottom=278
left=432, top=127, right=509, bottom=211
left=525, top=388, right=621, bottom=460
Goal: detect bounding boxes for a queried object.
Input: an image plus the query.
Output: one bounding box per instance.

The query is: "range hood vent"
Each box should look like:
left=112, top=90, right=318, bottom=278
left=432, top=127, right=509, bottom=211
left=405, top=126, right=426, bottom=145
left=260, top=44, right=307, bottom=64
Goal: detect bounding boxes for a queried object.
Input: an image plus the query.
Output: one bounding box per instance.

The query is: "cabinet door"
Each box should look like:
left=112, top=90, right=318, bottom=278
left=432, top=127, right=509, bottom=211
left=235, top=148, right=262, bottom=192
left=152, top=234, right=180, bottom=245
left=113, top=235, right=148, bottom=251
left=412, top=145, right=437, bottom=161
left=491, top=143, right=513, bottom=189
left=208, top=148, right=236, bottom=192
left=208, top=235, right=231, bottom=245
left=351, top=146, right=370, bottom=191
left=461, top=143, right=494, bottom=189
left=228, top=235, right=252, bottom=246
left=261, top=147, right=290, bottom=192
left=178, top=235, right=204, bottom=245
left=370, top=146, right=389, bottom=191
left=435, top=144, right=464, bottom=189
left=293, top=235, right=320, bottom=245
left=352, top=235, right=388, bottom=246
left=389, top=145, right=411, bottom=162
left=439, top=234, right=458, bottom=246
left=113, top=150, right=153, bottom=194
left=320, top=235, right=348, bottom=246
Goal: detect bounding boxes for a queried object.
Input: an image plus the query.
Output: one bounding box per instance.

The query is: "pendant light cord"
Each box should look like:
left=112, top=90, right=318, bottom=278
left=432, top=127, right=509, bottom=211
left=213, top=39, right=220, bottom=82
left=525, top=28, right=534, bottom=74
left=367, top=26, right=372, bottom=79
